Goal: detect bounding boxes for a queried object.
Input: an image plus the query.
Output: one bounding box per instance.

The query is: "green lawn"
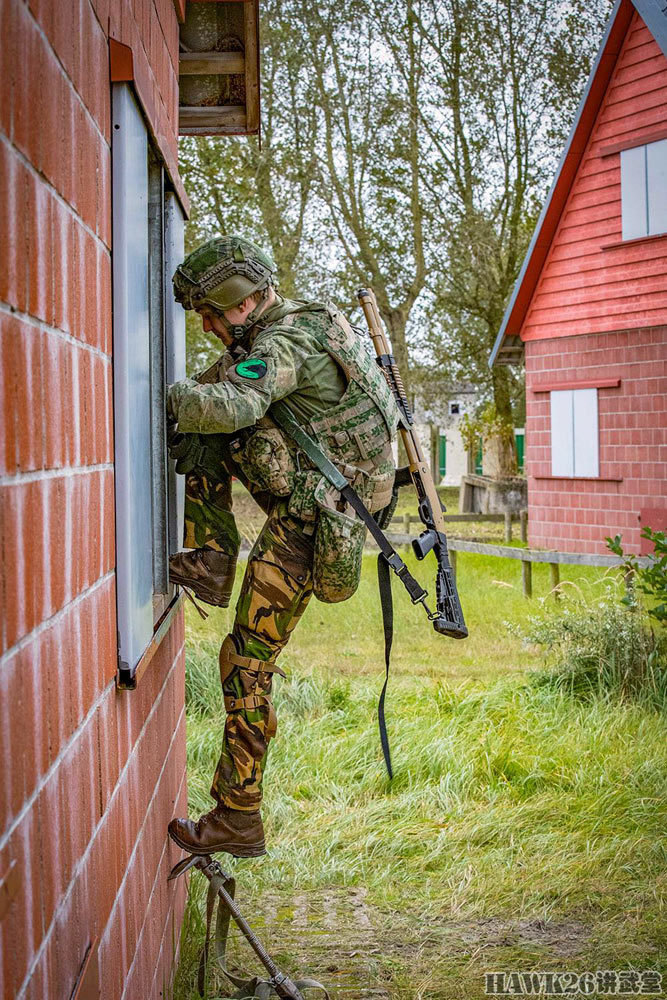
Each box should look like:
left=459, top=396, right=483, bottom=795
left=172, top=548, right=667, bottom=1000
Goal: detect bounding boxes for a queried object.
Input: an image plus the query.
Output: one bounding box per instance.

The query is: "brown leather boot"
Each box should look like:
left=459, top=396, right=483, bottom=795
left=168, top=804, right=266, bottom=858
left=169, top=548, right=237, bottom=608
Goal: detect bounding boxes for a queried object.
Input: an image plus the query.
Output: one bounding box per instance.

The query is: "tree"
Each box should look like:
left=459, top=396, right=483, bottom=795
left=412, top=0, right=612, bottom=423
left=178, top=8, right=320, bottom=371
left=178, top=0, right=613, bottom=416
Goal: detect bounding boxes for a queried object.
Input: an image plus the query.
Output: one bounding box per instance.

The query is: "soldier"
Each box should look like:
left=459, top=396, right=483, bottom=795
left=166, top=235, right=399, bottom=858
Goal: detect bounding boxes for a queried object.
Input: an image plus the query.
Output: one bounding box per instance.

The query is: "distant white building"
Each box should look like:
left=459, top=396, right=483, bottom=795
left=412, top=383, right=479, bottom=486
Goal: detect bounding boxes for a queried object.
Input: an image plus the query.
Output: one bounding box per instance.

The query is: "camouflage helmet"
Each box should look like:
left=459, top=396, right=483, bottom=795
left=172, top=235, right=276, bottom=314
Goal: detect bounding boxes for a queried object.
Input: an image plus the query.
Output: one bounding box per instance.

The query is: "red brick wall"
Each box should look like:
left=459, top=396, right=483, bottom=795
left=526, top=327, right=667, bottom=554
left=522, top=11, right=667, bottom=343
left=0, top=1, right=188, bottom=997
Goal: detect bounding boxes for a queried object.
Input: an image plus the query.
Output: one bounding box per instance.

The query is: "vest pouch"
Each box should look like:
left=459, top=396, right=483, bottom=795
left=313, top=479, right=366, bottom=604
left=233, top=423, right=297, bottom=497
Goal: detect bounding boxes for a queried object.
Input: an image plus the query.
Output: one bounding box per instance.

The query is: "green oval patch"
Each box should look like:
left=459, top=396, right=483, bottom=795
left=235, top=358, right=267, bottom=380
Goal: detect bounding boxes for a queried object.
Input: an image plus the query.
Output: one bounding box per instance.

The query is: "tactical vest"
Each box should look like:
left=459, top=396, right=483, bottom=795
left=267, top=302, right=399, bottom=513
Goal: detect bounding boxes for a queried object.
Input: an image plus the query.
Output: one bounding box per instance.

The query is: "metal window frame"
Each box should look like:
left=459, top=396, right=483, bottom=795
left=112, top=82, right=185, bottom=687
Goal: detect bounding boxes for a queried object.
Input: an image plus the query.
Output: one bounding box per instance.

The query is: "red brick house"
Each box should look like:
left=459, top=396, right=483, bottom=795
left=0, top=0, right=265, bottom=995
left=490, top=0, right=667, bottom=555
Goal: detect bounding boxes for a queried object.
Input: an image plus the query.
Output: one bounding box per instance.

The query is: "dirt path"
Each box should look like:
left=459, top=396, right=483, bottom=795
left=219, top=887, right=594, bottom=999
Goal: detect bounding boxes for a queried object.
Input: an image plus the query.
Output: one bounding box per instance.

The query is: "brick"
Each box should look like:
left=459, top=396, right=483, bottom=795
left=42, top=330, right=72, bottom=470
left=0, top=646, right=37, bottom=828
left=15, top=319, right=45, bottom=472
left=1, top=483, right=42, bottom=651
left=0, top=312, right=19, bottom=476
left=26, top=174, right=53, bottom=323
left=52, top=0, right=75, bottom=83
left=0, top=143, right=28, bottom=311
left=0, top=801, right=44, bottom=998
left=39, top=48, right=64, bottom=192
left=0, top=0, right=16, bottom=139
left=39, top=619, right=70, bottom=768
left=47, top=474, right=68, bottom=614
left=11, top=5, right=35, bottom=163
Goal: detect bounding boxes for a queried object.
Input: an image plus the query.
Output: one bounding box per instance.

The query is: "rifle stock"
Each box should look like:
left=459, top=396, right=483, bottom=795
left=357, top=288, right=468, bottom=640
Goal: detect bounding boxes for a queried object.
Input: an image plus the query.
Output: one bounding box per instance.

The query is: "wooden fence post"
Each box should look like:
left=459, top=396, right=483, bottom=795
left=403, top=511, right=411, bottom=534
left=522, top=558, right=533, bottom=598
left=549, top=562, right=560, bottom=600
left=504, top=512, right=512, bottom=543
left=520, top=509, right=528, bottom=543
left=623, top=565, right=635, bottom=597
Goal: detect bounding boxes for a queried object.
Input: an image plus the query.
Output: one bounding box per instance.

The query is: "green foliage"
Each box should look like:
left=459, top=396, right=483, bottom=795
left=513, top=587, right=667, bottom=710
left=459, top=403, right=514, bottom=453
left=178, top=0, right=614, bottom=414
left=607, top=528, right=667, bottom=624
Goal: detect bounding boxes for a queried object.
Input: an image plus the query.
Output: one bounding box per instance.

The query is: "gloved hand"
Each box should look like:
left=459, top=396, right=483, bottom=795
left=167, top=426, right=205, bottom=475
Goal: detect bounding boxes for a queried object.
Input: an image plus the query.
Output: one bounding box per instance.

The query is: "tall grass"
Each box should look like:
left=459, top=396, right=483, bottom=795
left=172, top=553, right=667, bottom=1000
left=515, top=585, right=667, bottom=710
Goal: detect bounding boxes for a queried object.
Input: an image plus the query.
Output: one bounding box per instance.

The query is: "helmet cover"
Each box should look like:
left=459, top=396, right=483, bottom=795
left=173, top=235, right=276, bottom=313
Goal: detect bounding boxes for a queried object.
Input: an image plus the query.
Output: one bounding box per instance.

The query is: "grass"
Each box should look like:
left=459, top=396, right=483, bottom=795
left=172, top=548, right=667, bottom=1000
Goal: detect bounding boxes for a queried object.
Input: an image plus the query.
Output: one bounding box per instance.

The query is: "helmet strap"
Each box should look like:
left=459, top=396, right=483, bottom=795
left=222, top=285, right=273, bottom=340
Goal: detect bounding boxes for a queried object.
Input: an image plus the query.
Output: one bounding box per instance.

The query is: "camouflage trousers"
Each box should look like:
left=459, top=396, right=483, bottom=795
left=183, top=446, right=314, bottom=812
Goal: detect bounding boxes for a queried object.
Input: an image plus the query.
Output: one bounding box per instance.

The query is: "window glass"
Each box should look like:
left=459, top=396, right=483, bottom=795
left=112, top=85, right=185, bottom=681
left=164, top=192, right=186, bottom=556
left=112, top=84, right=154, bottom=674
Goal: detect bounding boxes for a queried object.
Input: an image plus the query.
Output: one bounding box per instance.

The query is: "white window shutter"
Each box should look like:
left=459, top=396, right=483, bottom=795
left=573, top=388, right=599, bottom=477
left=550, top=390, right=574, bottom=477
left=647, top=139, right=667, bottom=236
left=621, top=145, right=648, bottom=240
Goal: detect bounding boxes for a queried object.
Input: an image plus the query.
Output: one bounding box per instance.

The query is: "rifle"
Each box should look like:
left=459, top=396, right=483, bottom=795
left=357, top=287, right=467, bottom=640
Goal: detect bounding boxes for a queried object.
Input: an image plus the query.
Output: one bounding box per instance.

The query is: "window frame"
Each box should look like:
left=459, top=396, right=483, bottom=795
left=550, top=388, right=599, bottom=479
left=620, top=138, right=667, bottom=241
left=112, top=83, right=185, bottom=688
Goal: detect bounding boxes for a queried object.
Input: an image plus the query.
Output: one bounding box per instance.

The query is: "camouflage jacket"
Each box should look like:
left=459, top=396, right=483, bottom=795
left=168, top=296, right=347, bottom=432
left=168, top=295, right=399, bottom=510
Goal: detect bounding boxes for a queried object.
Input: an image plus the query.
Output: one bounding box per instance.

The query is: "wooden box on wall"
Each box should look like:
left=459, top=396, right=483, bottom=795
left=179, top=0, right=260, bottom=136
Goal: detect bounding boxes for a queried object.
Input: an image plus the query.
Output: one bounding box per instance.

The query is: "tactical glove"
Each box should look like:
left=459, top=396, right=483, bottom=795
left=167, top=421, right=205, bottom=475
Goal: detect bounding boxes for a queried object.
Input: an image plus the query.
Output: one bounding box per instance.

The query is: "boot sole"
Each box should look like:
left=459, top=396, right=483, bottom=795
left=168, top=825, right=266, bottom=859
left=168, top=575, right=232, bottom=609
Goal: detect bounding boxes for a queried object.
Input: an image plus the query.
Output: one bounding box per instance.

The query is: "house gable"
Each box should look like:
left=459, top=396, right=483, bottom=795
left=490, top=0, right=667, bottom=363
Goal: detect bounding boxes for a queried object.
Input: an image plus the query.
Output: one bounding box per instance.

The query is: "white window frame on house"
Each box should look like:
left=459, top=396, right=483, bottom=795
left=550, top=388, right=599, bottom=478
left=620, top=138, right=667, bottom=240
left=449, top=401, right=461, bottom=416
left=112, top=83, right=185, bottom=687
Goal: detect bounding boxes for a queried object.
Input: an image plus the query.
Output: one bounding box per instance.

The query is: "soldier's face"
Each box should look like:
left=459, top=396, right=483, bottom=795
left=198, top=298, right=257, bottom=347
left=198, top=307, right=233, bottom=347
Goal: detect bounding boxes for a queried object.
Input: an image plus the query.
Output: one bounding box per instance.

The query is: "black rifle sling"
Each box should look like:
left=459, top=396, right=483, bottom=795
left=271, top=400, right=427, bottom=779
left=376, top=552, right=394, bottom=779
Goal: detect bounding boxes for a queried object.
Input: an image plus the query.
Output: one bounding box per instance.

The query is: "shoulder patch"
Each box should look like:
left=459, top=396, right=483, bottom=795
left=235, top=358, right=267, bottom=380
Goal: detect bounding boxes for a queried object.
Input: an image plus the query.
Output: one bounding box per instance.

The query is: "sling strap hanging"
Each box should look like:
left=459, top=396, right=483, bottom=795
left=271, top=400, right=428, bottom=779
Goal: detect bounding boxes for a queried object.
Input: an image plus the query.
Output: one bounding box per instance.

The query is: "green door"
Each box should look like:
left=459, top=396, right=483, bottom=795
left=475, top=437, right=483, bottom=475
left=439, top=435, right=447, bottom=478
left=515, top=430, right=525, bottom=473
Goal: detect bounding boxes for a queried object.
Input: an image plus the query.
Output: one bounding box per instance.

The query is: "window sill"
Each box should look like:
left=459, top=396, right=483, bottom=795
left=116, top=591, right=185, bottom=690
left=532, top=378, right=620, bottom=393
left=601, top=232, right=667, bottom=251
left=532, top=475, right=623, bottom=482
